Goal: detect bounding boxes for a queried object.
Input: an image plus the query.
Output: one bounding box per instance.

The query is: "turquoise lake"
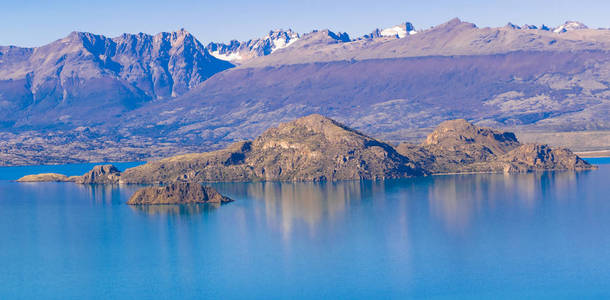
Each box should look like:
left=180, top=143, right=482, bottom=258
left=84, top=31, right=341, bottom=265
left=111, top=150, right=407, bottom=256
left=1, top=159, right=609, bottom=299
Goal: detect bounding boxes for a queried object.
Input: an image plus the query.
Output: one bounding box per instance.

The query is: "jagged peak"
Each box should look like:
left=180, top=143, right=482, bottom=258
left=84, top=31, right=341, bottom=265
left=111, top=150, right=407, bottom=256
left=304, top=29, right=350, bottom=42
left=267, top=29, right=299, bottom=38
left=521, top=24, right=539, bottom=30
left=152, top=29, right=199, bottom=45
left=205, top=28, right=301, bottom=62
left=60, top=30, right=201, bottom=48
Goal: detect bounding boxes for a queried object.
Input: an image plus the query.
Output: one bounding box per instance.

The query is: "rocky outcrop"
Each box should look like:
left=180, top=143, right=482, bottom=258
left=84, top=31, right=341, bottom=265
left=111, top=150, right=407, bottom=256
left=72, top=164, right=121, bottom=184
left=396, top=119, right=596, bottom=173
left=499, top=144, right=594, bottom=172
left=423, top=119, right=520, bottom=155
left=127, top=183, right=233, bottom=205
left=120, top=114, right=424, bottom=183
left=414, top=119, right=521, bottom=173
left=16, top=173, right=69, bottom=182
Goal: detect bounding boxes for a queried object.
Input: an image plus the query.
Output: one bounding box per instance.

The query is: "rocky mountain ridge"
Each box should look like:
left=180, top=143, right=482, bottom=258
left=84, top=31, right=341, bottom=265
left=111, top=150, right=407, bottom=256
left=238, top=18, right=610, bottom=67
left=1, top=18, right=609, bottom=166
left=206, top=29, right=300, bottom=63
left=0, top=29, right=233, bottom=126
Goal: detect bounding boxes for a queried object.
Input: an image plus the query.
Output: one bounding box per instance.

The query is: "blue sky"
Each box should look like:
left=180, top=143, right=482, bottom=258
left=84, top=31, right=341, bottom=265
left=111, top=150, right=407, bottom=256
left=1, top=0, right=609, bottom=47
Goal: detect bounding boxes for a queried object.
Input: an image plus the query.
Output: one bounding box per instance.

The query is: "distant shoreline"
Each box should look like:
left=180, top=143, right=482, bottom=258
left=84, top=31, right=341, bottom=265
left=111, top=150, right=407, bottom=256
left=575, top=150, right=610, bottom=158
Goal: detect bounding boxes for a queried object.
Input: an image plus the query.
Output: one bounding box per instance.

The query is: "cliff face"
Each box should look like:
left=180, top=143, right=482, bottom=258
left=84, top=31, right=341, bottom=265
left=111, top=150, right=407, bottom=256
left=120, top=114, right=424, bottom=183
left=72, top=165, right=121, bottom=184
left=127, top=183, right=233, bottom=205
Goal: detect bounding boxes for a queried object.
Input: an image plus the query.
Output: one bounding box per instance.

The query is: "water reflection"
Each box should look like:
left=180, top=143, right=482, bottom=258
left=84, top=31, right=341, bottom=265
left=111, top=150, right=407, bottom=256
left=70, top=169, right=595, bottom=237
left=73, top=184, right=224, bottom=216
left=129, top=203, right=220, bottom=216
left=217, top=170, right=595, bottom=237
left=428, top=170, right=592, bottom=235
left=218, top=181, right=377, bottom=236
left=74, top=184, right=132, bottom=204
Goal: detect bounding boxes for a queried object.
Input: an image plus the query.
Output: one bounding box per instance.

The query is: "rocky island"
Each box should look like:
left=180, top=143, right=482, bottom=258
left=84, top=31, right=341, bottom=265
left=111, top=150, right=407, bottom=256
left=18, top=114, right=596, bottom=186
left=127, top=183, right=233, bottom=205
left=17, top=164, right=121, bottom=183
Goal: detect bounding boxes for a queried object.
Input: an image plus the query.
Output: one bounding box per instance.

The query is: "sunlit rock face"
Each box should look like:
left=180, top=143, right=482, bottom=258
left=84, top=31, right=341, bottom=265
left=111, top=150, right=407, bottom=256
left=120, top=114, right=425, bottom=183
left=397, top=119, right=596, bottom=173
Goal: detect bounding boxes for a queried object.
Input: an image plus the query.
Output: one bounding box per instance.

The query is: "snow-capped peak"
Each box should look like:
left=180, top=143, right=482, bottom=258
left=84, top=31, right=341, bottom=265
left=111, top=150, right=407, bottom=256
left=206, top=29, right=300, bottom=63
left=267, top=29, right=300, bottom=53
left=553, top=21, right=588, bottom=33
left=380, top=22, right=417, bottom=38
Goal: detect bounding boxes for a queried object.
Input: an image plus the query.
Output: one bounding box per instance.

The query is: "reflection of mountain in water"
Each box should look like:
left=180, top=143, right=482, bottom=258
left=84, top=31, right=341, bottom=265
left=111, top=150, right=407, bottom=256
left=129, top=203, right=220, bottom=216
left=218, top=181, right=389, bottom=235
left=75, top=184, right=140, bottom=204
left=71, top=169, right=596, bottom=235
left=428, top=170, right=593, bottom=234
left=218, top=169, right=595, bottom=237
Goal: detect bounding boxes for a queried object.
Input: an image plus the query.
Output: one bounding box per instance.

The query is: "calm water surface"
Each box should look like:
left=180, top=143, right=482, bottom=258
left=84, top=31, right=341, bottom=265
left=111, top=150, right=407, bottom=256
left=0, top=160, right=609, bottom=299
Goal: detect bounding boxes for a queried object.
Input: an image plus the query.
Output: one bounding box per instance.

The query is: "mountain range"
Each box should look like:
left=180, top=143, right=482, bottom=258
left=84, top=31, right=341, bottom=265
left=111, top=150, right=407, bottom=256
left=0, top=18, right=609, bottom=166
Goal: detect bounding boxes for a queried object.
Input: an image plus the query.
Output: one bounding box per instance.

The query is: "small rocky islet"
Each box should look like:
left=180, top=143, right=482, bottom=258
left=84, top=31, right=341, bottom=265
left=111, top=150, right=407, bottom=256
left=17, top=114, right=596, bottom=204
left=127, top=182, right=233, bottom=205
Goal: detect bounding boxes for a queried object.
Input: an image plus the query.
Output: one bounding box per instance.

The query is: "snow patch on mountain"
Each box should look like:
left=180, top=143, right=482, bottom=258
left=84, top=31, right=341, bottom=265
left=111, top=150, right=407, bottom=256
left=381, top=25, right=408, bottom=38
left=363, top=22, right=417, bottom=39
left=210, top=50, right=243, bottom=62
left=553, top=21, right=588, bottom=33
left=207, top=29, right=300, bottom=62
left=504, top=21, right=589, bottom=33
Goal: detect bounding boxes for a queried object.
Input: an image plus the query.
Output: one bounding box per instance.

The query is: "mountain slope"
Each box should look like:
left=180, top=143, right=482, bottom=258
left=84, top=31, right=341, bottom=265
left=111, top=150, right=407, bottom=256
left=121, top=50, right=608, bottom=145
left=0, top=29, right=233, bottom=127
